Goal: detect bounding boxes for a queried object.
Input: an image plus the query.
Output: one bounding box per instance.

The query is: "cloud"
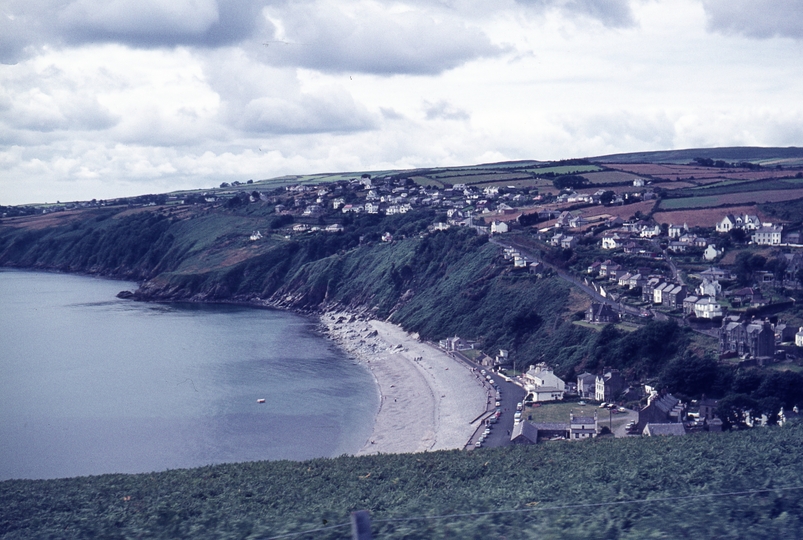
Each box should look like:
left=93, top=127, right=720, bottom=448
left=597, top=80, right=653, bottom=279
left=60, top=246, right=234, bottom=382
left=424, top=100, right=470, bottom=121
left=0, top=0, right=266, bottom=63
left=260, top=1, right=505, bottom=75
left=236, top=90, right=378, bottom=134
left=701, top=0, right=803, bottom=40
left=515, top=0, right=635, bottom=28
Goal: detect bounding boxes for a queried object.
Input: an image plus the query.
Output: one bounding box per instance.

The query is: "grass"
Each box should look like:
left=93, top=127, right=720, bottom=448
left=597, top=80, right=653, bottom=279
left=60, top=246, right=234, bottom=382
left=524, top=401, right=597, bottom=423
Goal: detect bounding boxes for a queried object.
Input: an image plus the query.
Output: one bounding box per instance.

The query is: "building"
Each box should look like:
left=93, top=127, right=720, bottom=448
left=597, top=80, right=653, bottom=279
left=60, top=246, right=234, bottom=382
left=569, top=412, right=597, bottom=439
left=524, top=363, right=566, bottom=402
left=490, top=221, right=509, bottom=234
left=719, top=317, right=775, bottom=358
left=585, top=303, right=619, bottom=324
left=693, top=297, right=723, bottom=319
left=577, top=373, right=597, bottom=399
left=752, top=224, right=783, bottom=245
left=510, top=421, right=539, bottom=444
left=662, top=284, right=687, bottom=309
left=595, top=369, right=625, bottom=402
left=698, top=278, right=721, bottom=298
left=637, top=393, right=684, bottom=431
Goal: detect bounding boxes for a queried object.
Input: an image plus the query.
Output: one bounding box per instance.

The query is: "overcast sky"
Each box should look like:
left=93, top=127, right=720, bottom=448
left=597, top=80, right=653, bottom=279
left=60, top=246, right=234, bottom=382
left=1, top=0, right=802, bottom=205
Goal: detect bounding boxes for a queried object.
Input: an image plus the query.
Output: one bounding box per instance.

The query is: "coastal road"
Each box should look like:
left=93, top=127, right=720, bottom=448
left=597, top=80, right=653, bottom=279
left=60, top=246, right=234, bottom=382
left=451, top=353, right=526, bottom=449
left=480, top=374, right=527, bottom=448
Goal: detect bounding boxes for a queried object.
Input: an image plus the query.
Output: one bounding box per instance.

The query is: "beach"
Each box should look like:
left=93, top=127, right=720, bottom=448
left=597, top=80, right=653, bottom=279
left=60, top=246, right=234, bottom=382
left=321, top=312, right=489, bottom=455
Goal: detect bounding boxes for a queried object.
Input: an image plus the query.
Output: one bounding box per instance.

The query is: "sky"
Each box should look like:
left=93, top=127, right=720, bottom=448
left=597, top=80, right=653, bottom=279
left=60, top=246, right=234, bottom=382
left=1, top=0, right=802, bottom=205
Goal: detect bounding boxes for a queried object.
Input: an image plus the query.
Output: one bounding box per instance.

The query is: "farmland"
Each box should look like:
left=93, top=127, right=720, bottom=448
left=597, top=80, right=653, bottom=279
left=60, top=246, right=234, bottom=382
left=656, top=187, right=803, bottom=210
left=653, top=206, right=773, bottom=227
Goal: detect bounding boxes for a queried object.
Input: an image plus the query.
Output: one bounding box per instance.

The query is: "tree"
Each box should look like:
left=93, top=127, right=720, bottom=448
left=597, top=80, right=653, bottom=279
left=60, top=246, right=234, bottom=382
left=599, top=191, right=616, bottom=205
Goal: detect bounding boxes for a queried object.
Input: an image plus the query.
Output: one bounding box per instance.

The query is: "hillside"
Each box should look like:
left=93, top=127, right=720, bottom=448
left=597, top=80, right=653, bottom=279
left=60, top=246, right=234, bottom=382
left=3, top=423, right=803, bottom=539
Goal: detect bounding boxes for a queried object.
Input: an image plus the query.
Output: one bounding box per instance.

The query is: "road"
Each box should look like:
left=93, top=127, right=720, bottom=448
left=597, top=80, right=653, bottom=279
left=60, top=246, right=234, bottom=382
left=452, top=352, right=527, bottom=449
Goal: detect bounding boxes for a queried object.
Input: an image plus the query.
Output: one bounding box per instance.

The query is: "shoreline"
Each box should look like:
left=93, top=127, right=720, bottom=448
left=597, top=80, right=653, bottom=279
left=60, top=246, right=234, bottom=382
left=321, top=311, right=488, bottom=455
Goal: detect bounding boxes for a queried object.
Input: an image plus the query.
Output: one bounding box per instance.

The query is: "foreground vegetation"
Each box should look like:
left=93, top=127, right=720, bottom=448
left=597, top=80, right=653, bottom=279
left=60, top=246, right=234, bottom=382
left=3, top=423, right=803, bottom=539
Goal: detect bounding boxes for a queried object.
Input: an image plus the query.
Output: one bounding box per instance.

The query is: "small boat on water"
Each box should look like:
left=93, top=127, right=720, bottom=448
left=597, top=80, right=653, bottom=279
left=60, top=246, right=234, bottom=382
left=257, top=398, right=265, bottom=403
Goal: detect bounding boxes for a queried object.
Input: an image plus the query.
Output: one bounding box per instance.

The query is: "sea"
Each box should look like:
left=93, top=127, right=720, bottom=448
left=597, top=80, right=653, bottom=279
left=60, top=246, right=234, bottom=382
left=0, top=269, right=378, bottom=481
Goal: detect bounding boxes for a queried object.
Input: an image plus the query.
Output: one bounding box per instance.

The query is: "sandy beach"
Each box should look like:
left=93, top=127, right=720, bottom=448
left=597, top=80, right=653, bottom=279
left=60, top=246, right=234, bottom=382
left=321, top=312, right=488, bottom=455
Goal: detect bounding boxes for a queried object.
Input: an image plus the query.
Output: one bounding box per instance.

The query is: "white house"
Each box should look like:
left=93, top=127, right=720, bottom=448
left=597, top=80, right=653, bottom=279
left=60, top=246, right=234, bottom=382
left=668, top=223, right=688, bottom=238
left=796, top=328, right=803, bottom=347
left=716, top=215, right=738, bottom=233
left=491, top=221, right=509, bottom=234
left=752, top=225, right=783, bottom=245
left=693, top=297, right=723, bottom=319
left=524, top=363, right=565, bottom=402
left=698, top=278, right=722, bottom=298
left=703, top=245, right=721, bottom=261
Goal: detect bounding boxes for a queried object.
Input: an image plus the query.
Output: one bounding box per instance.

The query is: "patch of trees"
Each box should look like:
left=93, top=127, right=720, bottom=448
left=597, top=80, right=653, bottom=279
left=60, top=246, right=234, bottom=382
left=552, top=175, right=590, bottom=190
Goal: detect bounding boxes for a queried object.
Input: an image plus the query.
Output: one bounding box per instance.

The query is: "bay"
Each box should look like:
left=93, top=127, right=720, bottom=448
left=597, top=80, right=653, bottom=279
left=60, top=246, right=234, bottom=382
left=0, top=269, right=378, bottom=480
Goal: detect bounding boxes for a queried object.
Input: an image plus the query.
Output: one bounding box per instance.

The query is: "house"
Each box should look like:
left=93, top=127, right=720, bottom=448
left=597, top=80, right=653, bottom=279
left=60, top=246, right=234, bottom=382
left=569, top=412, right=597, bottom=439
left=642, top=277, right=662, bottom=303
left=653, top=282, right=672, bottom=304
left=439, top=336, right=468, bottom=351
left=668, top=223, right=688, bottom=238
left=637, top=393, right=684, bottom=431
left=774, top=323, right=797, bottom=344
left=716, top=215, right=738, bottom=233
left=510, top=421, right=540, bottom=445
left=643, top=423, right=686, bottom=436
left=595, top=369, right=625, bottom=402
left=729, top=287, right=765, bottom=307
left=599, top=261, right=620, bottom=278
left=640, top=224, right=661, bottom=238
left=633, top=178, right=646, bottom=187
left=249, top=230, right=263, bottom=241
left=490, top=221, right=509, bottom=234
left=663, top=285, right=687, bottom=309
left=293, top=223, right=310, bottom=232
left=601, top=233, right=628, bottom=250
left=683, top=295, right=699, bottom=316
left=703, top=245, right=722, bottom=261
left=523, top=363, right=565, bottom=402
left=627, top=273, right=645, bottom=289
left=698, top=278, right=721, bottom=298
left=577, top=373, right=597, bottom=399
left=364, top=202, right=381, bottom=214
left=617, top=272, right=633, bottom=287
left=325, top=223, right=344, bottom=233
left=719, top=317, right=775, bottom=358
left=561, top=235, right=578, bottom=249
left=752, top=224, right=783, bottom=245
left=796, top=328, right=803, bottom=347
left=381, top=232, right=393, bottom=242
left=587, top=261, right=602, bottom=275
left=585, top=303, right=619, bottom=324
left=693, top=297, right=723, bottom=319
left=743, top=215, right=761, bottom=230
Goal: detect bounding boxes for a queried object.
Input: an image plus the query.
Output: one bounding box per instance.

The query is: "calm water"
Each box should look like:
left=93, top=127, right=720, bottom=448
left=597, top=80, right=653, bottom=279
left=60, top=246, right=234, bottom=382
left=0, top=270, right=378, bottom=480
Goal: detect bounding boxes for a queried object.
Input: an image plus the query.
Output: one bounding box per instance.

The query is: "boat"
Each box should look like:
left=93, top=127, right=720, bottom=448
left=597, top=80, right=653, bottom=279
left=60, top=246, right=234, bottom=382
left=257, top=398, right=265, bottom=403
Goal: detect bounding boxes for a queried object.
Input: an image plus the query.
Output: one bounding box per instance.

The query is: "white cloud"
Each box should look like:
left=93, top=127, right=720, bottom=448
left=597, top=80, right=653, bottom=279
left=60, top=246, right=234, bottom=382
left=1, top=0, right=803, bottom=206
left=259, top=1, right=505, bottom=75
